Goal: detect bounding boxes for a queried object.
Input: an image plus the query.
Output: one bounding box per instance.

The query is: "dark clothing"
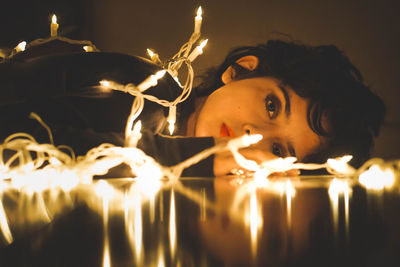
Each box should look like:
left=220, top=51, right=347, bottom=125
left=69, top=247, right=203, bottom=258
left=0, top=51, right=214, bottom=176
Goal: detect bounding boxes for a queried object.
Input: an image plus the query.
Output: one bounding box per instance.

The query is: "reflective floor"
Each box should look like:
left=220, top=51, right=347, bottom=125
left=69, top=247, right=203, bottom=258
left=1, top=176, right=400, bottom=267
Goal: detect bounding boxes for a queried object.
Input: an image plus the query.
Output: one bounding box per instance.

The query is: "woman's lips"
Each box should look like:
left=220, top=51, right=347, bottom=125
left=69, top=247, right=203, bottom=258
left=220, top=123, right=235, bottom=137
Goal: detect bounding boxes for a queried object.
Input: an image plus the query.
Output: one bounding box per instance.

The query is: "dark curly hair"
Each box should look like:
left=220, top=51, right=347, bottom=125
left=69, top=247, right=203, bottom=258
left=196, top=40, right=386, bottom=168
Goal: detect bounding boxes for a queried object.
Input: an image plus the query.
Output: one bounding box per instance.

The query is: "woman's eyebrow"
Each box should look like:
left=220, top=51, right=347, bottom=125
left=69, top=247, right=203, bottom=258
left=278, top=85, right=291, bottom=117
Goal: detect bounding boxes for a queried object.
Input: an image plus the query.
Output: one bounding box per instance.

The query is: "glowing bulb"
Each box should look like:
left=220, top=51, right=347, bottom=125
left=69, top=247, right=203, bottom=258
left=147, top=49, right=161, bottom=64
left=327, top=155, right=354, bottom=175
left=167, top=106, right=176, bottom=135
left=199, top=39, right=208, bottom=50
left=15, top=41, right=26, bottom=52
left=100, top=80, right=110, bottom=88
left=194, top=6, right=202, bottom=34
left=146, top=48, right=161, bottom=64
left=359, top=165, right=395, bottom=190
left=228, top=134, right=262, bottom=150
left=50, top=14, right=59, bottom=37
left=196, top=6, right=202, bottom=19
left=261, top=157, right=297, bottom=172
left=83, top=45, right=94, bottom=52
left=147, top=48, right=155, bottom=58
left=243, top=133, right=263, bottom=146
left=154, top=70, right=166, bottom=80
left=137, top=70, right=166, bottom=92
left=99, top=80, right=114, bottom=92
left=173, top=76, right=183, bottom=87
left=188, top=39, right=208, bottom=62
left=127, top=120, right=143, bottom=147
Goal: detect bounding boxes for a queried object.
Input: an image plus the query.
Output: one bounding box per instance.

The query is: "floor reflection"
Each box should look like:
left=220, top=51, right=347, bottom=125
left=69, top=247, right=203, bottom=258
left=0, top=176, right=400, bottom=266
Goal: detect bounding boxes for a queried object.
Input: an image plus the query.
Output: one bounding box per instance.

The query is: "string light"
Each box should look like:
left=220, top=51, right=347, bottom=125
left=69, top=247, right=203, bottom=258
left=167, top=105, right=177, bottom=135
left=188, top=39, right=208, bottom=62
left=50, top=14, right=59, bottom=37
left=359, top=165, right=395, bottom=190
left=194, top=6, right=202, bottom=34
left=146, top=48, right=161, bottom=65
left=15, top=41, right=27, bottom=52
left=83, top=45, right=94, bottom=52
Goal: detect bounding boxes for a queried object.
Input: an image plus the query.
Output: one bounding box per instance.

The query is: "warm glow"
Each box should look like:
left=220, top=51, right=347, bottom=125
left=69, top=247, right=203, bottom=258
left=99, top=80, right=111, bottom=88
left=0, top=185, right=13, bottom=244
left=168, top=122, right=175, bottom=135
left=135, top=175, right=162, bottom=199
left=249, top=192, right=262, bottom=258
left=99, top=80, right=118, bottom=93
left=83, top=45, right=93, bottom=52
left=226, top=134, right=263, bottom=172
left=137, top=70, right=166, bottom=92
left=359, top=165, right=395, bottom=190
left=147, top=48, right=155, bottom=58
left=344, top=181, right=350, bottom=239
left=196, top=6, right=202, bottom=19
left=133, top=120, right=142, bottom=138
left=134, top=193, right=143, bottom=264
left=328, top=178, right=351, bottom=197
left=253, top=171, right=270, bottom=186
left=327, top=155, right=354, bottom=175
left=173, top=76, right=183, bottom=87
left=199, top=39, right=208, bottom=50
left=328, top=179, right=351, bottom=235
left=285, top=179, right=295, bottom=228
left=124, top=186, right=143, bottom=266
left=188, top=39, right=208, bottom=62
left=50, top=14, right=59, bottom=37
left=96, top=180, right=114, bottom=199
left=157, top=247, right=165, bottom=267
left=194, top=6, right=203, bottom=34
left=169, top=190, right=176, bottom=257
left=228, top=134, right=262, bottom=150
left=146, top=48, right=161, bottom=64
left=102, top=241, right=111, bottom=267
left=167, top=106, right=176, bottom=135
left=257, top=157, right=298, bottom=178
left=55, top=170, right=80, bottom=192
left=154, top=70, right=166, bottom=80
left=16, top=41, right=26, bottom=52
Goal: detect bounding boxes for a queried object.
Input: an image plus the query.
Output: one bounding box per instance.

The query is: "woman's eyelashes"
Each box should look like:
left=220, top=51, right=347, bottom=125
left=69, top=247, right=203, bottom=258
left=272, top=142, right=286, bottom=157
left=265, top=94, right=281, bottom=119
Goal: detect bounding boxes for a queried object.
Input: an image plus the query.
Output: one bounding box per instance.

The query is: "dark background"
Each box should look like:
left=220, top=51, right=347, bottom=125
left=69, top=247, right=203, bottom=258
left=1, top=0, right=399, bottom=159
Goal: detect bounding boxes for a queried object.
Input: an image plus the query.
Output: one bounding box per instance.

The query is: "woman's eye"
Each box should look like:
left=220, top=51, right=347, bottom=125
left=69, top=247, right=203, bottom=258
left=265, top=95, right=280, bottom=119
left=272, top=143, right=284, bottom=157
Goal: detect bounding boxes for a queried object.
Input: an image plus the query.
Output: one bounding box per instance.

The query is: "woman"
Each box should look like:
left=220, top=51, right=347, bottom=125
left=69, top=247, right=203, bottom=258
left=186, top=40, right=386, bottom=175
left=0, top=39, right=385, bottom=176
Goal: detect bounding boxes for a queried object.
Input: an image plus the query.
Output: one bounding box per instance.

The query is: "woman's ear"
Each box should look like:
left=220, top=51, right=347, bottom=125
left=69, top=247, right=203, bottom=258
left=221, top=55, right=259, bottom=84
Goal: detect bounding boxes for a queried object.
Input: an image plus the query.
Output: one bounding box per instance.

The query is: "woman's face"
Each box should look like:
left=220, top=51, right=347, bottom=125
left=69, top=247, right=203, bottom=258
left=194, top=77, right=323, bottom=161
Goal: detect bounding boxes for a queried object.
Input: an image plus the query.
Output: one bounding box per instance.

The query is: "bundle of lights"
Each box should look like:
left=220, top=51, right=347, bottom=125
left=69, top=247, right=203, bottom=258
left=0, top=8, right=399, bottom=265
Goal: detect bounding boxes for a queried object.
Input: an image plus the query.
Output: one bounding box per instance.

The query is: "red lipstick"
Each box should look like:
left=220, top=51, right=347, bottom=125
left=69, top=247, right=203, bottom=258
left=220, top=123, right=235, bottom=137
